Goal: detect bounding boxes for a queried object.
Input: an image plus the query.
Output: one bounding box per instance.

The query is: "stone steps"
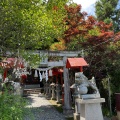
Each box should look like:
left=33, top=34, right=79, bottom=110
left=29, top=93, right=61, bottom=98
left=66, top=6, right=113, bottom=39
left=24, top=84, right=40, bottom=89
left=23, top=88, right=43, bottom=95
left=23, top=84, right=43, bottom=95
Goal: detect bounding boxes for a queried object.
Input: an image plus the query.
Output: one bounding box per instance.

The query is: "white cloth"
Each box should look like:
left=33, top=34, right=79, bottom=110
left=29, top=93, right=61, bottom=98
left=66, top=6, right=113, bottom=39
left=39, top=71, right=42, bottom=82
left=46, top=70, right=48, bottom=82
left=34, top=70, right=38, bottom=77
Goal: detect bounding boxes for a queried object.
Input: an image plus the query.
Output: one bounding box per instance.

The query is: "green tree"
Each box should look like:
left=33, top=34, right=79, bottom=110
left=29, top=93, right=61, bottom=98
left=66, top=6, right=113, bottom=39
left=0, top=0, right=67, bottom=55
left=112, top=8, right=120, bottom=33
left=95, top=0, right=119, bottom=32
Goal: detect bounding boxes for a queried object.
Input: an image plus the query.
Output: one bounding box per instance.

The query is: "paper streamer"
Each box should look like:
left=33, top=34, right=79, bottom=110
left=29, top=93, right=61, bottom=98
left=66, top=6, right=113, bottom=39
left=46, top=70, right=48, bottom=82
left=39, top=71, right=42, bottom=82
left=34, top=70, right=38, bottom=77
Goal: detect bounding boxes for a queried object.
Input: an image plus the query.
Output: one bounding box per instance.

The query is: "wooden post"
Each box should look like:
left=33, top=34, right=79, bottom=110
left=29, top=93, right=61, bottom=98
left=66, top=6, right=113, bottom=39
left=63, top=56, right=72, bottom=114
left=56, top=75, right=58, bottom=84
left=3, top=68, right=7, bottom=81
left=60, top=73, right=64, bottom=105
left=80, top=66, right=83, bottom=72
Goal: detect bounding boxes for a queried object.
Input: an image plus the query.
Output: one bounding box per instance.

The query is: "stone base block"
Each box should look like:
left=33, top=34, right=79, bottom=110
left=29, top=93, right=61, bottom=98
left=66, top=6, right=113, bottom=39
left=117, top=111, right=120, bottom=120
left=73, top=113, right=80, bottom=120
left=76, top=98, right=105, bottom=120
left=51, top=97, right=56, bottom=100
left=63, top=108, right=74, bottom=116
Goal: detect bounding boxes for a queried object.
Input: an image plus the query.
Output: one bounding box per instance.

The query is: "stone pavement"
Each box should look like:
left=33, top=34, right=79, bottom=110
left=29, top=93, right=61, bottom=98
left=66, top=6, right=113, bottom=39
left=24, top=94, right=67, bottom=120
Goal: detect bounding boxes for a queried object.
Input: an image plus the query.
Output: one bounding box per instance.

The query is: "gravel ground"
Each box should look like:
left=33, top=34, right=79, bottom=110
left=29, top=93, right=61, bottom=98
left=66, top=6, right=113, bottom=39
left=24, top=94, right=113, bottom=120
left=24, top=94, right=66, bottom=120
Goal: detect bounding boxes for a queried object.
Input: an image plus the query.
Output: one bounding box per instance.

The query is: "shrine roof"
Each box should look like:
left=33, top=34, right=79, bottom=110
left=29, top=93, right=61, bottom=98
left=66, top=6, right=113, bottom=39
left=66, top=58, right=88, bottom=68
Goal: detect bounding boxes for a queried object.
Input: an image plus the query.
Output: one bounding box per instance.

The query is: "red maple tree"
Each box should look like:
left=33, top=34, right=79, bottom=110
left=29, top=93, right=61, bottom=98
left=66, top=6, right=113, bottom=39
left=63, top=4, right=120, bottom=80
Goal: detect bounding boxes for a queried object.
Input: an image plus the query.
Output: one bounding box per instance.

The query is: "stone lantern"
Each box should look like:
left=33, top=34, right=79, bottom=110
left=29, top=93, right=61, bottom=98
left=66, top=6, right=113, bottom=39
left=55, top=83, right=61, bottom=103
left=44, top=82, right=49, bottom=97
left=50, top=82, right=56, bottom=100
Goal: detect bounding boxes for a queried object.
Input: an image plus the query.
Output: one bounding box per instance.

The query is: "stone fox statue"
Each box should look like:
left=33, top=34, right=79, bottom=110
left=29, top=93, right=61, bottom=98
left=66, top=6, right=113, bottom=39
left=75, top=72, right=100, bottom=95
left=88, top=77, right=100, bottom=94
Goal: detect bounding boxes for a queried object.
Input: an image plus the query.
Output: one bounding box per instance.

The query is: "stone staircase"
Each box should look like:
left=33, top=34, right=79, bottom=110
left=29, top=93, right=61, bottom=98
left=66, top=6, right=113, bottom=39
left=24, top=84, right=40, bottom=89
left=23, top=84, right=43, bottom=95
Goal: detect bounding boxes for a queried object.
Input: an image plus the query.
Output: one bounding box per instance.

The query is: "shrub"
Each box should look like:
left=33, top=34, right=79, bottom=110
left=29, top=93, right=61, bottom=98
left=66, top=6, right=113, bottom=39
left=0, top=90, right=33, bottom=120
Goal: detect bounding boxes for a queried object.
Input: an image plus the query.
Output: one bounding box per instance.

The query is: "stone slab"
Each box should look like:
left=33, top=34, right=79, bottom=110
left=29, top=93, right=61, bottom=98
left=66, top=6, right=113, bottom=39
left=76, top=98, right=105, bottom=104
left=80, top=94, right=100, bottom=99
left=81, top=103, right=104, bottom=120
left=117, top=111, right=120, bottom=120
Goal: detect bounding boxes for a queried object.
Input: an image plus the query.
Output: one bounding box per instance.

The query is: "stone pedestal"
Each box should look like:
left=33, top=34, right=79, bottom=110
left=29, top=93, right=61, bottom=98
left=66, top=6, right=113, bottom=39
left=63, top=107, right=74, bottom=116
left=74, top=99, right=81, bottom=120
left=75, top=98, right=105, bottom=120
left=117, top=111, right=120, bottom=120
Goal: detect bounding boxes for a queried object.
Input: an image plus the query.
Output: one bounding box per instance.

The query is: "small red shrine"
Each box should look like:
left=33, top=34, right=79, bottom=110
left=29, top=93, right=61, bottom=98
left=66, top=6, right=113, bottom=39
left=66, top=58, right=89, bottom=72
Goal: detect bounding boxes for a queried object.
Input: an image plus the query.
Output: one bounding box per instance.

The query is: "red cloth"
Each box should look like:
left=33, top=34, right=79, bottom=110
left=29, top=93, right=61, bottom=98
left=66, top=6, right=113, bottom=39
left=21, top=74, right=27, bottom=84
left=3, top=69, right=7, bottom=81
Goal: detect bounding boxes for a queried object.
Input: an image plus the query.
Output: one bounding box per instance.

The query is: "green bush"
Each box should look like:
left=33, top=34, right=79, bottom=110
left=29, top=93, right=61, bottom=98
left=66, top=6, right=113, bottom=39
left=0, top=90, right=33, bottom=120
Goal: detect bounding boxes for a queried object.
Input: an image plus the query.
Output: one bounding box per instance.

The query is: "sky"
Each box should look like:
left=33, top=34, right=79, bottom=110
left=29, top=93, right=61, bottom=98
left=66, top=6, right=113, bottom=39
left=73, top=0, right=98, bottom=9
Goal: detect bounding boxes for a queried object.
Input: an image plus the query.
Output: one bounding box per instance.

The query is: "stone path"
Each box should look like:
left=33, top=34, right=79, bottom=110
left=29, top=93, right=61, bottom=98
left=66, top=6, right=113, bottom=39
left=24, top=94, right=66, bottom=120
left=23, top=94, right=116, bottom=120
